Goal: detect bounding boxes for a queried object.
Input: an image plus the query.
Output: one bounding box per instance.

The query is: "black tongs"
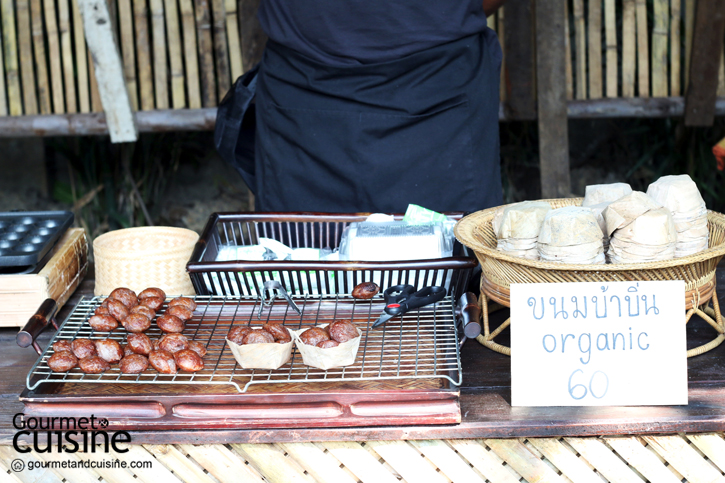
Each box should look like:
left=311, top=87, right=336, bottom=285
left=372, top=284, right=446, bottom=328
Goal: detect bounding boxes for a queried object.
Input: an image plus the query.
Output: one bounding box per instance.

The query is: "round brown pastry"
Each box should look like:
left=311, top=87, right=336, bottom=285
left=352, top=282, right=380, bottom=300
left=48, top=351, right=78, bottom=372
left=119, top=354, right=149, bottom=374
left=130, top=305, right=156, bottom=320
left=158, top=334, right=189, bottom=353
left=122, top=344, right=135, bottom=357
left=227, top=326, right=252, bottom=345
left=122, top=313, right=152, bottom=333
left=71, top=338, right=97, bottom=359
left=166, top=305, right=193, bottom=322
left=188, top=340, right=208, bottom=357
left=299, top=327, right=330, bottom=346
left=174, top=349, right=204, bottom=372
left=148, top=350, right=177, bottom=374
left=328, top=320, right=360, bottom=343
left=138, top=287, right=166, bottom=300
left=126, top=333, right=153, bottom=355
left=168, top=297, right=197, bottom=312
left=94, top=339, right=123, bottom=363
left=263, top=323, right=290, bottom=341
left=243, top=329, right=275, bottom=344
left=107, top=298, right=130, bottom=321
left=317, top=340, right=340, bottom=349
left=52, top=340, right=73, bottom=353
left=78, top=356, right=111, bottom=374
left=140, top=297, right=164, bottom=311
left=109, top=287, right=138, bottom=309
left=88, top=314, right=119, bottom=332
left=157, top=314, right=185, bottom=333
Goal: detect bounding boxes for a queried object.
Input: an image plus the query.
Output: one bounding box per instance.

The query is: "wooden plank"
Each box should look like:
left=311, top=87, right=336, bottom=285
left=233, top=443, right=316, bottom=483
left=588, top=0, right=603, bottom=99
left=565, top=438, right=644, bottom=483
left=195, top=0, right=216, bottom=106
left=409, top=440, right=485, bottom=483
left=604, top=0, right=618, bottom=97
left=671, top=0, right=682, bottom=95
left=528, top=438, right=601, bottom=483
left=118, top=0, right=138, bottom=110
left=644, top=435, right=725, bottom=483
left=621, top=0, right=636, bottom=97
left=30, top=0, right=50, bottom=113
left=144, top=445, right=219, bottom=483
left=536, top=0, right=571, bottom=198
left=225, top=0, right=242, bottom=80
left=278, top=442, right=359, bottom=483
left=684, top=0, right=725, bottom=125
left=58, top=0, right=77, bottom=112
left=0, top=446, right=65, bottom=483
left=16, top=0, right=37, bottom=114
left=113, top=444, right=183, bottom=483
left=323, top=441, right=402, bottom=483
left=503, top=0, right=536, bottom=119
left=179, top=0, right=200, bottom=108
left=179, top=443, right=266, bottom=482
left=45, top=0, right=66, bottom=113
left=486, top=438, right=565, bottom=483
left=78, top=0, right=138, bottom=142
left=164, top=0, right=184, bottom=108
left=635, top=0, right=650, bottom=96
left=572, top=0, right=587, bottom=99
left=72, top=0, right=90, bottom=112
left=88, top=47, right=103, bottom=111
left=447, top=440, right=521, bottom=483
left=365, top=441, right=448, bottom=483
left=211, top=0, right=230, bottom=97
left=684, top=0, right=695, bottom=89
left=150, top=0, right=168, bottom=109
left=0, top=459, right=22, bottom=483
left=239, top=0, right=267, bottom=73
left=687, top=434, right=725, bottom=472
left=2, top=0, right=24, bottom=115
left=603, top=436, right=681, bottom=483
left=133, top=0, right=154, bottom=110
left=75, top=449, right=139, bottom=483
left=652, top=0, right=670, bottom=96
left=564, top=0, right=573, bottom=100
left=34, top=450, right=104, bottom=483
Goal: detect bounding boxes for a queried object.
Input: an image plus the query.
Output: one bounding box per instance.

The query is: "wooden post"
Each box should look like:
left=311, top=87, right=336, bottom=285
left=503, top=0, right=537, bottom=120
left=77, top=0, right=138, bottom=142
left=684, top=0, right=725, bottom=126
left=536, top=0, right=571, bottom=198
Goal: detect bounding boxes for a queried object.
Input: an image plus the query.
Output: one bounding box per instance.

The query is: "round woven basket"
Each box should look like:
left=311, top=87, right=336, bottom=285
left=93, top=227, right=199, bottom=296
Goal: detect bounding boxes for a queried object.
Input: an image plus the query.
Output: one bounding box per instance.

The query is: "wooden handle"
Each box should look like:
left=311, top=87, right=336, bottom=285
left=457, top=292, right=482, bottom=339
left=17, top=299, right=58, bottom=353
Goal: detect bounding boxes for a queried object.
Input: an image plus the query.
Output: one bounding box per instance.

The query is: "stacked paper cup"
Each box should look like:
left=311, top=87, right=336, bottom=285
left=646, top=175, right=709, bottom=258
left=604, top=192, right=677, bottom=263
left=581, top=182, right=633, bottom=207
left=537, top=207, right=605, bottom=264
left=492, top=201, right=551, bottom=260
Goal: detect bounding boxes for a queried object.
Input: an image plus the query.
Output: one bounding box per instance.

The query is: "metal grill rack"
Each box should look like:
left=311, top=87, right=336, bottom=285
left=26, top=295, right=462, bottom=393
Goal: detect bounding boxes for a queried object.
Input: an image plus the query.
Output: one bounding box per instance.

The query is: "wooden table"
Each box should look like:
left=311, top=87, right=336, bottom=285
left=0, top=263, right=723, bottom=482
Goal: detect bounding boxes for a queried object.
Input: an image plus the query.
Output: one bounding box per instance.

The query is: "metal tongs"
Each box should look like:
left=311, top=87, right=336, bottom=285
left=258, top=280, right=301, bottom=319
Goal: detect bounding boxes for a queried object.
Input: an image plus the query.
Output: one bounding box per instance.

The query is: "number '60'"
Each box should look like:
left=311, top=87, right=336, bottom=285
left=568, top=369, right=609, bottom=400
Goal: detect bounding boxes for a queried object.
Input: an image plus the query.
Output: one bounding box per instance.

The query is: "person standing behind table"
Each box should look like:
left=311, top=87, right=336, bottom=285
left=215, top=0, right=506, bottom=213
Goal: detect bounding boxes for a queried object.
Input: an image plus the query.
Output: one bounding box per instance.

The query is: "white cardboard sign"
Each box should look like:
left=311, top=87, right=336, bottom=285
left=511, top=280, right=687, bottom=407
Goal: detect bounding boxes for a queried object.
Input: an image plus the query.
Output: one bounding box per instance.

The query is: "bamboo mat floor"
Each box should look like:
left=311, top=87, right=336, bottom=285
left=1, top=433, right=725, bottom=483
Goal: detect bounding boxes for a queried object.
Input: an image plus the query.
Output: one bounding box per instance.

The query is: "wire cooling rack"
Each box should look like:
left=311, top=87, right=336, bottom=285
left=26, top=294, right=462, bottom=393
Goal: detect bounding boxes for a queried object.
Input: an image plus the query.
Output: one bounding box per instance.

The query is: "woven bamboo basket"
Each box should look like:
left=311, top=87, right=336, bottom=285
left=93, top=227, right=198, bottom=296
left=454, top=198, right=725, bottom=357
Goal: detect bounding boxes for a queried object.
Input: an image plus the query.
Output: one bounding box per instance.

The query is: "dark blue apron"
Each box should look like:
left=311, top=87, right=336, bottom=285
left=216, top=30, right=502, bottom=213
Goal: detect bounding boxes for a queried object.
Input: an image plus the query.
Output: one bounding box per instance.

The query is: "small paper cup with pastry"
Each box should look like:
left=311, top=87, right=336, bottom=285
left=226, top=326, right=293, bottom=370
left=292, top=322, right=362, bottom=370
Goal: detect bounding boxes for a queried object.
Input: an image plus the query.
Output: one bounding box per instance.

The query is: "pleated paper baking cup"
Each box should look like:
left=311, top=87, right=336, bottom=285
left=227, top=337, right=293, bottom=370
left=292, top=325, right=362, bottom=370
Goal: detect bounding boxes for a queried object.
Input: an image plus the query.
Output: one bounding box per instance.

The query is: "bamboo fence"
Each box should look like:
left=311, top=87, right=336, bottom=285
left=0, top=0, right=722, bottom=117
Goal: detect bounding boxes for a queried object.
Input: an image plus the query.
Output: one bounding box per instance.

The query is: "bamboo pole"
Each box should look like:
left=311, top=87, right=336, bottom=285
left=652, top=0, right=669, bottom=96
left=225, top=0, right=242, bottom=80
left=588, top=0, right=603, bottom=99
left=2, top=0, right=24, bottom=115
left=164, top=0, right=185, bottom=108
left=0, top=26, right=7, bottom=116
left=604, top=0, right=617, bottom=97
left=72, top=0, right=90, bottom=112
left=621, top=0, right=636, bottom=97
left=59, top=0, right=77, bottom=112
left=670, top=0, right=681, bottom=95
left=195, top=0, right=216, bottom=106
left=45, top=0, right=66, bottom=112
left=498, top=7, right=506, bottom=102
left=179, top=0, right=200, bottom=108
left=718, top=51, right=725, bottom=97
left=564, top=0, right=573, bottom=100
left=635, top=0, right=650, bottom=97
left=89, top=47, right=102, bottom=111
left=118, top=0, right=138, bottom=110
left=487, top=10, right=496, bottom=31
left=30, top=0, right=51, bottom=113
left=150, top=0, right=168, bottom=109
left=17, top=0, right=38, bottom=114
left=572, top=0, right=587, bottom=99
left=211, top=0, right=230, bottom=97
left=134, top=0, right=154, bottom=110
left=684, top=0, right=695, bottom=89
